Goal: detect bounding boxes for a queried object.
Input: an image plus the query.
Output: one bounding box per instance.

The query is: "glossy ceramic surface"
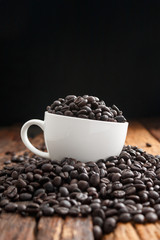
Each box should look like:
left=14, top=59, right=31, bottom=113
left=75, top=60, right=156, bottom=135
left=21, top=111, right=128, bottom=162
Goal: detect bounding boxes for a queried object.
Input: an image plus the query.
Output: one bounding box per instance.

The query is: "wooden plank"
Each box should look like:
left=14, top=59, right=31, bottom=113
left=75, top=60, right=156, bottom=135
left=61, top=216, right=94, bottom=240
left=125, top=121, right=160, bottom=155
left=0, top=213, right=36, bottom=240
left=135, top=223, right=160, bottom=240
left=114, top=223, right=140, bottom=240
left=141, top=117, right=160, bottom=142
left=0, top=126, right=37, bottom=240
left=37, top=216, right=64, bottom=240
left=102, top=233, right=115, bottom=240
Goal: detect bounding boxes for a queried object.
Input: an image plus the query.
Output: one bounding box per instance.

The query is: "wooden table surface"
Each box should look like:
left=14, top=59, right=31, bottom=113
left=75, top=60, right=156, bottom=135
left=0, top=118, right=160, bottom=240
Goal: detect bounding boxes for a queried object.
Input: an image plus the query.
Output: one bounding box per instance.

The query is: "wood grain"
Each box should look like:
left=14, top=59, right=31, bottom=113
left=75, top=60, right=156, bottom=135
left=37, top=216, right=64, bottom=240
left=0, top=213, right=36, bottom=240
left=141, top=117, right=160, bottom=142
left=126, top=121, right=160, bottom=155
left=61, top=216, right=94, bottom=240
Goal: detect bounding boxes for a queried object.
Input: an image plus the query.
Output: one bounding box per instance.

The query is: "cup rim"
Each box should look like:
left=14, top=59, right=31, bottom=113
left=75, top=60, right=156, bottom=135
left=45, top=111, right=128, bottom=125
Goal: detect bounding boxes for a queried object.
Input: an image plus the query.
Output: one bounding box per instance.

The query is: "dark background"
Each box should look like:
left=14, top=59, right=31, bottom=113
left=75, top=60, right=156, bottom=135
left=0, top=0, right=160, bottom=125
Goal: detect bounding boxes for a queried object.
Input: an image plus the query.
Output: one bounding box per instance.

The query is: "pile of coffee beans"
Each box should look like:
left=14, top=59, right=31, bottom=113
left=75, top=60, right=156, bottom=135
left=47, top=95, right=126, bottom=122
left=1, top=146, right=160, bottom=240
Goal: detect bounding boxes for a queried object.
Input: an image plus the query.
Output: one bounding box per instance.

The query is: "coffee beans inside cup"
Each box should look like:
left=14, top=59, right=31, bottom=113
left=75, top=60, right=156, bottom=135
left=1, top=145, right=160, bottom=239
left=47, top=95, right=127, bottom=122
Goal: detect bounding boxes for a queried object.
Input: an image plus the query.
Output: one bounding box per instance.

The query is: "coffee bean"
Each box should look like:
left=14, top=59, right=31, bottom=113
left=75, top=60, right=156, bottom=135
left=149, top=191, right=159, bottom=200
left=133, top=214, right=145, bottom=223
left=55, top=207, right=69, bottom=216
left=105, top=209, right=118, bottom=217
left=43, top=182, right=53, bottom=193
left=42, top=206, right=54, bottom=216
left=59, top=187, right=69, bottom=197
left=104, top=217, right=116, bottom=234
left=41, top=164, right=53, bottom=172
left=78, top=180, right=89, bottom=191
left=93, top=225, right=102, bottom=240
left=112, top=173, right=121, bottom=182
left=0, top=199, right=9, bottom=207
left=5, top=203, right=17, bottom=212
left=53, top=176, right=62, bottom=187
left=145, top=212, right=158, bottom=222
left=80, top=205, right=91, bottom=215
left=60, top=200, right=71, bottom=208
left=47, top=95, right=126, bottom=122
left=16, top=179, right=27, bottom=188
left=122, top=170, right=134, bottom=178
left=125, top=187, right=136, bottom=195
left=69, top=207, right=80, bottom=216
left=17, top=204, right=27, bottom=212
left=11, top=171, right=18, bottom=179
left=93, top=217, right=103, bottom=227
left=119, top=213, right=132, bottom=222
left=6, top=186, right=17, bottom=198
left=62, top=164, right=74, bottom=172
left=90, top=173, right=100, bottom=187
left=19, top=193, right=32, bottom=201
left=113, top=190, right=125, bottom=198
left=79, top=173, right=89, bottom=181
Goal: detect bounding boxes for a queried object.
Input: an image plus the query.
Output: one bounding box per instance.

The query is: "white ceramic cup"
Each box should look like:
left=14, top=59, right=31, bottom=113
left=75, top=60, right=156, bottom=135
left=21, top=111, right=128, bottom=162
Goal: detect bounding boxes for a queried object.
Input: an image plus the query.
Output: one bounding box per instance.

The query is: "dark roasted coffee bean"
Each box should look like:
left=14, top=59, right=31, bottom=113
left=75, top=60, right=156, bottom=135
left=93, top=217, right=103, bottom=227
left=122, top=170, right=134, bottom=178
left=112, top=173, right=121, bottom=182
left=0, top=199, right=9, bottom=207
left=105, top=209, right=118, bottom=217
left=5, top=203, right=17, bottom=212
left=42, top=206, right=54, bottom=216
left=78, top=180, right=89, bottom=191
left=113, top=190, right=125, bottom=198
left=11, top=171, right=18, bottom=179
left=19, top=193, right=32, bottom=201
left=69, top=207, right=80, bottom=216
left=41, top=164, right=53, bottom=172
left=17, top=204, right=26, bottom=213
left=133, top=214, right=145, bottom=223
left=79, top=173, right=89, bottom=181
left=108, top=167, right=121, bottom=173
left=104, top=217, right=116, bottom=234
left=60, top=200, right=71, bottom=208
left=55, top=207, right=69, bottom=216
left=34, top=188, right=45, bottom=197
left=80, top=205, right=91, bottom=215
left=53, top=176, right=62, bottom=186
left=62, top=164, right=74, bottom=172
left=112, top=182, right=123, bottom=190
left=125, top=186, right=136, bottom=195
left=119, top=213, right=132, bottom=222
left=6, top=186, right=17, bottom=198
left=43, top=182, right=54, bottom=193
left=90, top=173, right=100, bottom=187
left=59, top=187, right=69, bottom=197
left=149, top=191, right=159, bottom=200
left=76, top=192, right=88, bottom=202
left=93, top=225, right=102, bottom=240
left=145, top=212, right=158, bottom=222
left=16, top=179, right=27, bottom=188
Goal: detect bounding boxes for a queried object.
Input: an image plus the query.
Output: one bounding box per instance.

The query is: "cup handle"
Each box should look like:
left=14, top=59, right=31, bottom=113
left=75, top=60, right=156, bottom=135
left=21, top=119, right=50, bottom=159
